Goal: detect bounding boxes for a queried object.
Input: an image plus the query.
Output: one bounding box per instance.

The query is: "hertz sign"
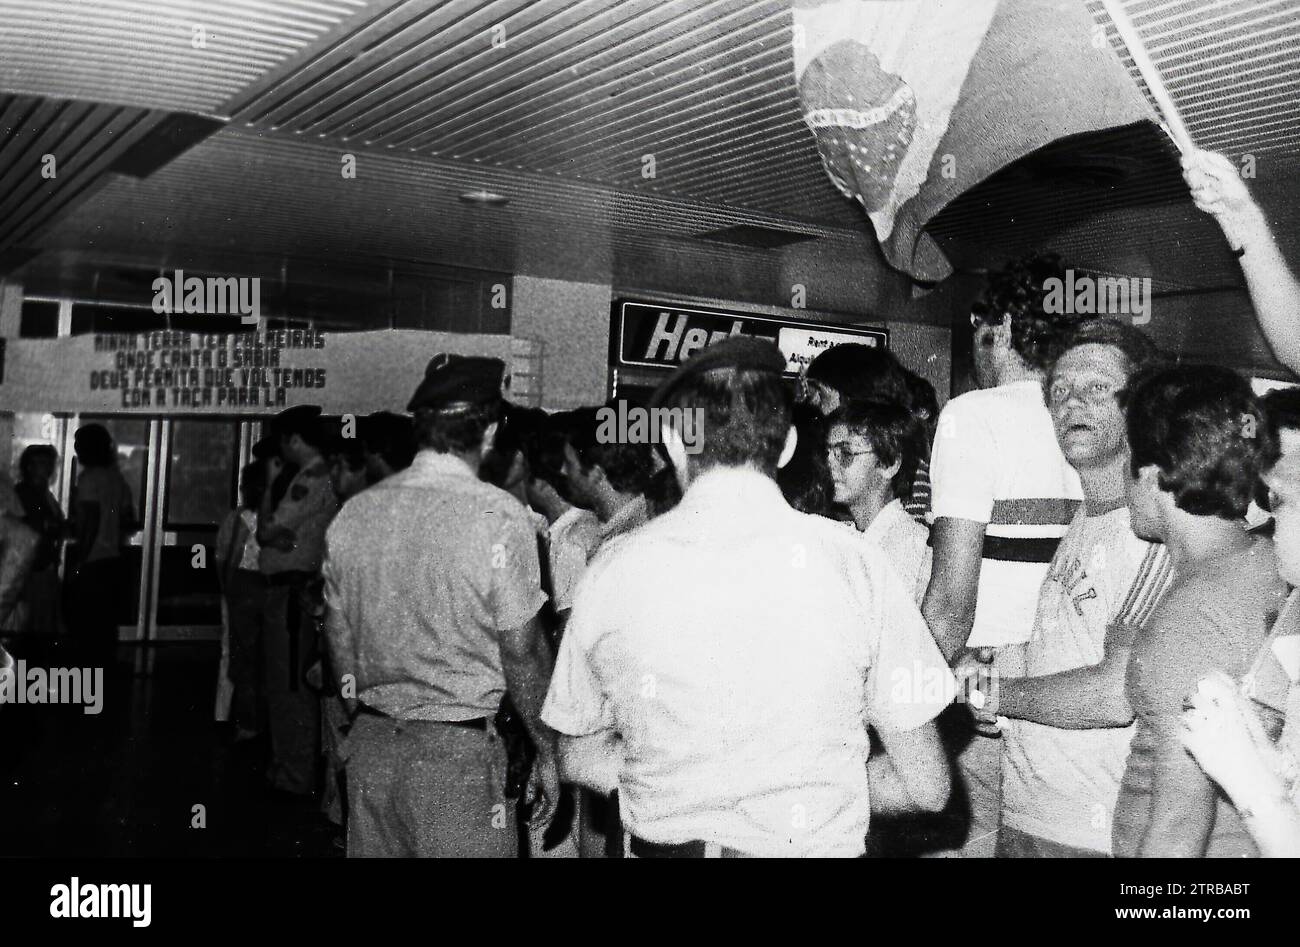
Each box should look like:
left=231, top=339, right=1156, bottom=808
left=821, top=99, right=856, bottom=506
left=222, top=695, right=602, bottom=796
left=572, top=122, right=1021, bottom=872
left=612, top=300, right=887, bottom=376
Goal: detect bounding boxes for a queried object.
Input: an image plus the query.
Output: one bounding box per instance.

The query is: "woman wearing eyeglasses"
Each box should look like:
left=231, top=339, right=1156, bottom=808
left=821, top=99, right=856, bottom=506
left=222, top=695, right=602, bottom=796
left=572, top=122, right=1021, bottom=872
left=825, top=400, right=931, bottom=606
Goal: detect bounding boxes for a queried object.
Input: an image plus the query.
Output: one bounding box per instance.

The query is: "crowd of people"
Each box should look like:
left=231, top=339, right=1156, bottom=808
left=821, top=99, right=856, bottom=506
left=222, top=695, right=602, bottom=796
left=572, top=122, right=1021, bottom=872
left=0, top=148, right=1298, bottom=859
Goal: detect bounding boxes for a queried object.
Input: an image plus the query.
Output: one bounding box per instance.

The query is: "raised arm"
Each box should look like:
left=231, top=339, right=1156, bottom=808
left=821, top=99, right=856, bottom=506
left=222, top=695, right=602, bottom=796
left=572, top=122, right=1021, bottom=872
left=1183, top=149, right=1300, bottom=376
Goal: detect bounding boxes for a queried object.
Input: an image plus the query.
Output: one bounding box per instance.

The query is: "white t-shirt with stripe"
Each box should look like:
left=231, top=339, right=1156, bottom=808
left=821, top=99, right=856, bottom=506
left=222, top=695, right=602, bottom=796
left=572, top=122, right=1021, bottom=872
left=929, top=380, right=1084, bottom=648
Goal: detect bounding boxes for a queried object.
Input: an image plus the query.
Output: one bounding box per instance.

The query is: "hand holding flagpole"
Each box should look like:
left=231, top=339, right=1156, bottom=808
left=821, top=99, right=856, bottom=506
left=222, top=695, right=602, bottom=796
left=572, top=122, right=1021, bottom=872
left=1097, top=0, right=1243, bottom=251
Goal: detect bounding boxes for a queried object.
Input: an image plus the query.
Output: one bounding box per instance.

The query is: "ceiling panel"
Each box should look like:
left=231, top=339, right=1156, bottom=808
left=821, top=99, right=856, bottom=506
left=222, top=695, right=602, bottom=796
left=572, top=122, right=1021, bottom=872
left=0, top=0, right=381, bottom=115
left=224, top=0, right=858, bottom=227
left=0, top=93, right=171, bottom=251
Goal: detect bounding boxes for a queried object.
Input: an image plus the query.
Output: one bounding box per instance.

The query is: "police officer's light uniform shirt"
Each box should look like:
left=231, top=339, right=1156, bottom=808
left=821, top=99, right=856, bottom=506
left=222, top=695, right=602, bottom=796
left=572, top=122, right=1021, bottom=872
left=323, top=450, right=547, bottom=721
left=1001, top=503, right=1173, bottom=852
left=929, top=380, right=1083, bottom=648
left=259, top=459, right=337, bottom=575
left=542, top=467, right=954, bottom=857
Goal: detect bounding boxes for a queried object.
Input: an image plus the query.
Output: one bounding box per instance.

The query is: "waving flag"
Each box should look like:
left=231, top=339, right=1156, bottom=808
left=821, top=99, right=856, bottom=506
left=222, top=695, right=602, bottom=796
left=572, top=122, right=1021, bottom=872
left=794, top=0, right=1155, bottom=281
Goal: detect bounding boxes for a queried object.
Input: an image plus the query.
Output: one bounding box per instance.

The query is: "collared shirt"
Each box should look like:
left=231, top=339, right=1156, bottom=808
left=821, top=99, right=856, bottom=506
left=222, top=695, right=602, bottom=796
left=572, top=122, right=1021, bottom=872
left=929, top=379, right=1083, bottom=648
left=548, top=506, right=602, bottom=613
left=323, top=450, right=547, bottom=720
left=543, top=467, right=953, bottom=857
left=599, top=494, right=648, bottom=546
left=259, top=458, right=337, bottom=575
left=857, top=498, right=931, bottom=605
left=1001, top=504, right=1173, bottom=852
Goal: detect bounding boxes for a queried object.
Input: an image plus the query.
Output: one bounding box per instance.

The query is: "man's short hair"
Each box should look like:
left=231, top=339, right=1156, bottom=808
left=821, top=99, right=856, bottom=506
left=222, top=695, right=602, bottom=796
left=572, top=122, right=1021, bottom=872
left=73, top=424, right=114, bottom=467
left=18, top=444, right=58, bottom=479
left=360, top=412, right=415, bottom=472
left=412, top=402, right=499, bottom=455
left=1125, top=365, right=1278, bottom=520
left=655, top=366, right=792, bottom=477
left=567, top=406, right=653, bottom=495
left=826, top=400, right=923, bottom=501
left=1054, top=317, right=1163, bottom=381
left=971, top=252, right=1079, bottom=373
left=805, top=343, right=912, bottom=406
left=524, top=411, right=575, bottom=493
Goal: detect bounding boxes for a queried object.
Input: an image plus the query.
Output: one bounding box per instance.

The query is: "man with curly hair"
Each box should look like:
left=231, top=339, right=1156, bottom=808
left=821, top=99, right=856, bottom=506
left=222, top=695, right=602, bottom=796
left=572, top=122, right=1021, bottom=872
left=1113, top=366, right=1287, bottom=857
left=921, top=253, right=1085, bottom=856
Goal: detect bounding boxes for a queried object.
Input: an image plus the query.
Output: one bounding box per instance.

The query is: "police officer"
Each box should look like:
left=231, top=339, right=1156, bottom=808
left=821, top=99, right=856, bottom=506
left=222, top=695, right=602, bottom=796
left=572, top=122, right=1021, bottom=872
left=258, top=405, right=338, bottom=795
left=323, top=354, right=559, bottom=857
left=543, top=338, right=954, bottom=857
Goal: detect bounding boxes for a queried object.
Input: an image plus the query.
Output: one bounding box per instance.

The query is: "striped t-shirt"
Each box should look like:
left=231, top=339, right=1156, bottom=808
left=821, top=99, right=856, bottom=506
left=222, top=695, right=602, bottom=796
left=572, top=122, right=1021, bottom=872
left=1001, top=503, right=1174, bottom=852
left=929, top=380, right=1083, bottom=648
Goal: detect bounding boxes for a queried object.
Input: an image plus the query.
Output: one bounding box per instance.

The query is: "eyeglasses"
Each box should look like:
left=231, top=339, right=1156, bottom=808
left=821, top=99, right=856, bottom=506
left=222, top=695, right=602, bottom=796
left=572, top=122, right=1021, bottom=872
left=1047, top=379, right=1121, bottom=406
left=825, top=442, right=874, bottom=466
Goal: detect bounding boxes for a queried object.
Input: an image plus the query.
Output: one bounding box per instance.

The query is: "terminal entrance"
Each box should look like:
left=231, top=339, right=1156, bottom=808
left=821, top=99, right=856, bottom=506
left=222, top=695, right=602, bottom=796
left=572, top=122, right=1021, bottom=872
left=16, top=414, right=254, bottom=650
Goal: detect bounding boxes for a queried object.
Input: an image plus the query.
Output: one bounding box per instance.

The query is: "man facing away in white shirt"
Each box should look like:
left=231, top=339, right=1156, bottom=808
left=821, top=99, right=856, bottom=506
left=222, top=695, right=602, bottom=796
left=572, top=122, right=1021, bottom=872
left=543, top=337, right=954, bottom=857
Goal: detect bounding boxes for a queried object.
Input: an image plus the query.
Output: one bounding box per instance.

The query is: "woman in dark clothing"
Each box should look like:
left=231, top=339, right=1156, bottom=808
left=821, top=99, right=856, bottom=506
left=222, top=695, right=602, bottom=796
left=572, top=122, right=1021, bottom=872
left=11, top=444, right=65, bottom=635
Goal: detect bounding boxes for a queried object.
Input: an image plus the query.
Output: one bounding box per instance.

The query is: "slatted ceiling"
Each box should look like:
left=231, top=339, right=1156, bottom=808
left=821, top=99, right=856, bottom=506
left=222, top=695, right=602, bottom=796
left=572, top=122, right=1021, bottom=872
left=0, top=0, right=377, bottom=115
left=220, top=0, right=854, bottom=226
left=0, top=93, right=169, bottom=253
left=1084, top=0, right=1300, bottom=156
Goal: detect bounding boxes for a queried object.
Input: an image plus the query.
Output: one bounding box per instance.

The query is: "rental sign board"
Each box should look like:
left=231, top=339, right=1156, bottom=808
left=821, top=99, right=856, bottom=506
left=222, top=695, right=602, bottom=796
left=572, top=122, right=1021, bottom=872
left=612, top=300, right=887, bottom=376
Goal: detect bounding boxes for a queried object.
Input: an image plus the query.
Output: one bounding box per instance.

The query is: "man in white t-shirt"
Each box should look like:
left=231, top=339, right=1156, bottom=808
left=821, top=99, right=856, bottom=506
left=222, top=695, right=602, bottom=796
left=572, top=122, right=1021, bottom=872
left=962, top=319, right=1175, bottom=856
left=922, top=253, right=1084, bottom=857
left=544, top=338, right=954, bottom=857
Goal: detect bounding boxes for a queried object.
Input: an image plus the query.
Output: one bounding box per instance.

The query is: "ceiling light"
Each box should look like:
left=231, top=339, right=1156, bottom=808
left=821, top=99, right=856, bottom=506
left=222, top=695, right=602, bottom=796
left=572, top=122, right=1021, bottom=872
left=459, top=190, right=510, bottom=206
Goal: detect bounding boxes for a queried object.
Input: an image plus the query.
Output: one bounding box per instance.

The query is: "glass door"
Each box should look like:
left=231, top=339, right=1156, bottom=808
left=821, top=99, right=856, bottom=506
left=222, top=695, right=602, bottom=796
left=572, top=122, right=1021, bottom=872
left=151, top=419, right=247, bottom=640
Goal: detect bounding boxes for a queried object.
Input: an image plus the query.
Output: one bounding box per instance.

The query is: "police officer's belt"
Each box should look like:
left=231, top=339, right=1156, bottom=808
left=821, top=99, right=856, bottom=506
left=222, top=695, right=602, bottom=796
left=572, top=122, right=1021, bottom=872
left=629, top=836, right=754, bottom=858
left=354, top=704, right=486, bottom=730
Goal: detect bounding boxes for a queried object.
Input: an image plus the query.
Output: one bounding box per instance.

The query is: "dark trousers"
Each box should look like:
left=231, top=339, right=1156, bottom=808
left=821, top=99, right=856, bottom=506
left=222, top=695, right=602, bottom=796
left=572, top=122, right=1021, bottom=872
left=262, top=577, right=321, bottom=795
left=224, top=570, right=268, bottom=733
left=68, top=558, right=123, bottom=664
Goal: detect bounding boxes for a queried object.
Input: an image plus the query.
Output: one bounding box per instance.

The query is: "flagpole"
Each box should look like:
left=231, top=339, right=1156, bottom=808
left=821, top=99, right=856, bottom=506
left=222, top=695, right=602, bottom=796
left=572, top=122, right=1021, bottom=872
left=1097, top=0, right=1243, bottom=250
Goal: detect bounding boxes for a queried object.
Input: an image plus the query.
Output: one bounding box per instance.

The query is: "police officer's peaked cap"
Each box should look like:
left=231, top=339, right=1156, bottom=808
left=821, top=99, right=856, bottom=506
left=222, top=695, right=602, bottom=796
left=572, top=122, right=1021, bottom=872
left=407, top=353, right=506, bottom=413
left=269, top=404, right=322, bottom=437
left=650, top=336, right=787, bottom=409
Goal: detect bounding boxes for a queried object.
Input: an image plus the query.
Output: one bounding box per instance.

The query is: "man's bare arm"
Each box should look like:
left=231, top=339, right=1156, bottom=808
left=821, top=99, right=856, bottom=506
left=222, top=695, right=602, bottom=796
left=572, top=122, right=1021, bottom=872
left=997, top=644, right=1135, bottom=729
left=499, top=612, right=558, bottom=755
left=869, top=720, right=950, bottom=814
left=1184, top=149, right=1300, bottom=376
left=556, top=731, right=622, bottom=795
left=1138, top=715, right=1218, bottom=857
left=922, top=517, right=985, bottom=664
